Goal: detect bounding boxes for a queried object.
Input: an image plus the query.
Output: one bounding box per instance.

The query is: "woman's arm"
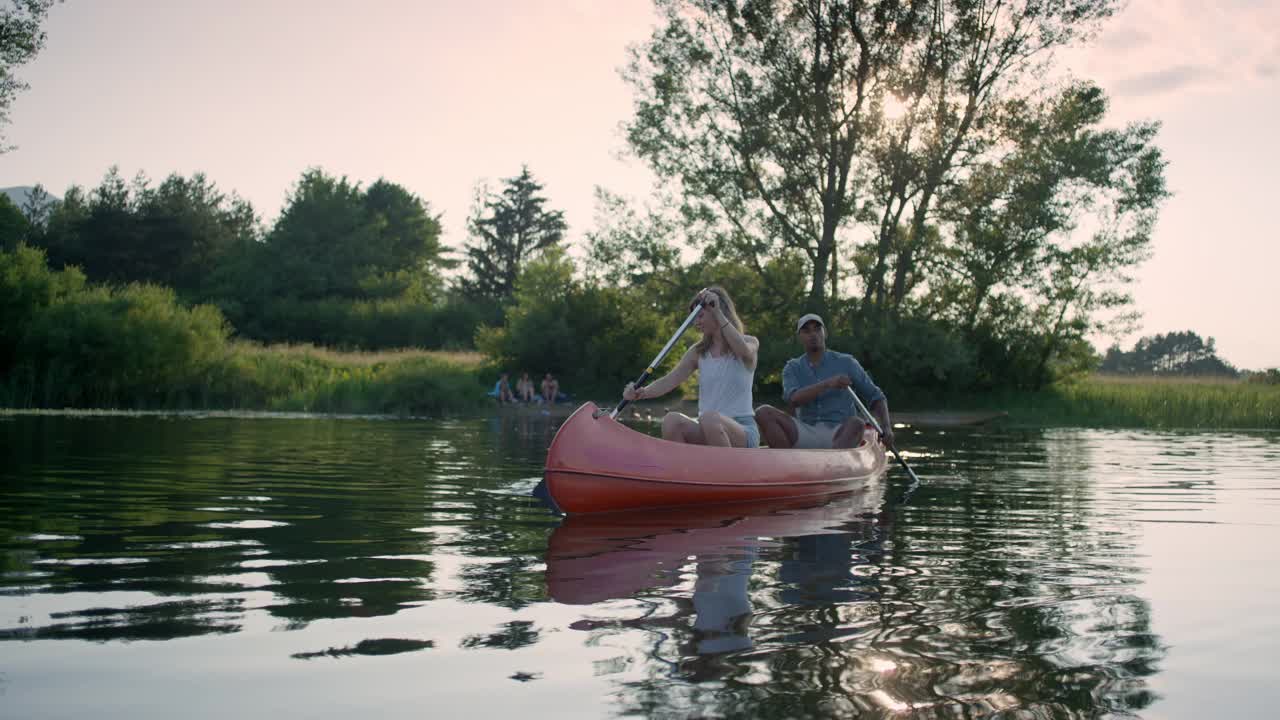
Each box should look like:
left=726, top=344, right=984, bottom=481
left=708, top=306, right=758, bottom=369
left=624, top=347, right=698, bottom=400
left=724, top=330, right=759, bottom=370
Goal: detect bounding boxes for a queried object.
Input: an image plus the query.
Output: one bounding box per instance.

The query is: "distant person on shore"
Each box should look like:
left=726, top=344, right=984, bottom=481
left=754, top=314, right=894, bottom=450
left=621, top=286, right=760, bottom=448
left=489, top=372, right=516, bottom=404
left=541, top=373, right=560, bottom=404
left=516, top=372, right=536, bottom=403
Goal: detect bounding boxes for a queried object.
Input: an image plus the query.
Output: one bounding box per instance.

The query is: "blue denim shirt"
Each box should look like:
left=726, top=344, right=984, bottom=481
left=782, top=350, right=886, bottom=425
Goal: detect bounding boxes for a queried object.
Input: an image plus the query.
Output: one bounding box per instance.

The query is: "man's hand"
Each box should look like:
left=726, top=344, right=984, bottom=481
left=825, top=374, right=852, bottom=390
left=879, top=425, right=895, bottom=449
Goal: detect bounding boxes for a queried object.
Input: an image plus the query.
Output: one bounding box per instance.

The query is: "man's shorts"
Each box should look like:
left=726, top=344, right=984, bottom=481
left=791, top=418, right=843, bottom=449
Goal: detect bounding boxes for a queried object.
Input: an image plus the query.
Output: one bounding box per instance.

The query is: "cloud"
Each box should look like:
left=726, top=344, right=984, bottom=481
left=1095, top=27, right=1151, bottom=53
left=1114, top=65, right=1218, bottom=97
left=1057, top=0, right=1280, bottom=112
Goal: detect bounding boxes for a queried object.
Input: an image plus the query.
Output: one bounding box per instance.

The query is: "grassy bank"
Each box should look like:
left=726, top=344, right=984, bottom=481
left=1, top=343, right=493, bottom=416
left=949, top=375, right=1280, bottom=430
left=5, top=340, right=1276, bottom=428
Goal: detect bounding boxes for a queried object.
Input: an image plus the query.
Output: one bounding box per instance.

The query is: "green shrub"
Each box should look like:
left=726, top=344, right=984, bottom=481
left=0, top=245, right=88, bottom=372
left=477, top=248, right=669, bottom=395
left=13, top=282, right=230, bottom=407
left=268, top=357, right=488, bottom=415
left=227, top=294, right=494, bottom=350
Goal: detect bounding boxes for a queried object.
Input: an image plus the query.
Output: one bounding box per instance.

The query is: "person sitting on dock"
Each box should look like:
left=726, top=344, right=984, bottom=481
left=488, top=372, right=516, bottom=404
left=541, top=373, right=561, bottom=405
left=515, top=372, right=536, bottom=403
left=754, top=314, right=894, bottom=450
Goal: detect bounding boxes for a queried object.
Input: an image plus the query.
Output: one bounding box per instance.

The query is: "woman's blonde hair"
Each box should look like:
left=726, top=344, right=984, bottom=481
left=693, top=285, right=746, bottom=357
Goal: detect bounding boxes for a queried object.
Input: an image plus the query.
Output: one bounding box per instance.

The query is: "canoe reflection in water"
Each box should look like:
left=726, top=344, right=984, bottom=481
left=543, top=481, right=887, bottom=661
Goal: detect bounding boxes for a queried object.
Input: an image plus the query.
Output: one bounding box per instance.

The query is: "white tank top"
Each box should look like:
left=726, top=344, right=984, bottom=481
left=697, top=351, right=755, bottom=418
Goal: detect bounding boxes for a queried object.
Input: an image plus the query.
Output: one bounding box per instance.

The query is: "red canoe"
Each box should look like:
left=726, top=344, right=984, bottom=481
left=543, top=402, right=889, bottom=513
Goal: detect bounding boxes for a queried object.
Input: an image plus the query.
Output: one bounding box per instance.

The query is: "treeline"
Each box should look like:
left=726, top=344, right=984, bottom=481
left=1100, top=331, right=1237, bottom=377
left=0, top=243, right=488, bottom=412
left=4, top=168, right=490, bottom=350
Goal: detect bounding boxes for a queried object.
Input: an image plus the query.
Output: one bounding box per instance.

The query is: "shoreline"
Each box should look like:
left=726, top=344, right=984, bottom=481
left=5, top=373, right=1276, bottom=430
left=0, top=403, right=1004, bottom=430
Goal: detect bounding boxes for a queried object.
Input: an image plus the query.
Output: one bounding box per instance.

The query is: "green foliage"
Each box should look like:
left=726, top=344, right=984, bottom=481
left=28, top=168, right=259, bottom=299
left=626, top=0, right=927, bottom=305
left=261, top=170, right=447, bottom=301
left=270, top=357, right=488, bottom=416
left=1246, top=369, right=1280, bottom=385
left=622, top=0, right=1157, bottom=393
left=0, top=244, right=86, bottom=371
left=461, top=166, right=566, bottom=303
left=25, top=166, right=457, bottom=351
left=229, top=293, right=493, bottom=350
left=845, top=314, right=977, bottom=402
left=969, top=377, right=1280, bottom=430
left=206, top=169, right=454, bottom=349
left=0, top=246, right=232, bottom=407
left=0, top=247, right=488, bottom=412
left=477, top=247, right=668, bottom=393
left=0, top=193, right=29, bottom=250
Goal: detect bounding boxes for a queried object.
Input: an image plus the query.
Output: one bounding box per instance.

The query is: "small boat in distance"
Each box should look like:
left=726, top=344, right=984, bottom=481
left=544, top=402, right=888, bottom=513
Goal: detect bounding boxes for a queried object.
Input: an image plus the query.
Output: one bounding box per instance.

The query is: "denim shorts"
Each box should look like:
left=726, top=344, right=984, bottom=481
left=732, top=415, right=761, bottom=448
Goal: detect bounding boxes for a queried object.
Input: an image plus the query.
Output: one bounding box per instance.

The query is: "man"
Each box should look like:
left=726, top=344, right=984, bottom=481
left=541, top=373, right=560, bottom=405
left=754, top=314, right=895, bottom=449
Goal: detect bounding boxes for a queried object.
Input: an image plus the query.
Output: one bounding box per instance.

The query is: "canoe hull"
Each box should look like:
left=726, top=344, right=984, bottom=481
left=544, top=402, right=888, bottom=513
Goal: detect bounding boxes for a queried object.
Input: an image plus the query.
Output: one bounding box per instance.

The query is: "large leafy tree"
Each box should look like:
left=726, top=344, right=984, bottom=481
left=1, top=0, right=55, bottom=152
left=921, top=82, right=1168, bottom=385
left=625, top=0, right=1135, bottom=313
left=262, top=170, right=448, bottom=301
left=461, top=166, right=566, bottom=302
left=861, top=0, right=1121, bottom=314
left=626, top=0, right=924, bottom=307
left=134, top=173, right=257, bottom=295
left=621, top=0, right=1166, bottom=391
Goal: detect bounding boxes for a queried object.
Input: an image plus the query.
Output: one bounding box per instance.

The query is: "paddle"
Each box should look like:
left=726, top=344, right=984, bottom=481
left=847, top=387, right=922, bottom=488
left=604, top=290, right=708, bottom=420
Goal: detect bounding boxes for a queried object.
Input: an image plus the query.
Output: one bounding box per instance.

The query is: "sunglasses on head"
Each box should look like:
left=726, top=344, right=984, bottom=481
left=691, top=295, right=718, bottom=311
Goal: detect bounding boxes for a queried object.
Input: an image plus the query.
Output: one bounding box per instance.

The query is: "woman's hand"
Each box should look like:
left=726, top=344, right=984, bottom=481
left=694, top=289, right=722, bottom=315
left=623, top=382, right=645, bottom=401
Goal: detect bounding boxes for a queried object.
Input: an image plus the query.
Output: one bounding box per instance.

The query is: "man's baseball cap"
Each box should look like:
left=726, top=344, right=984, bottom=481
left=796, top=313, right=824, bottom=333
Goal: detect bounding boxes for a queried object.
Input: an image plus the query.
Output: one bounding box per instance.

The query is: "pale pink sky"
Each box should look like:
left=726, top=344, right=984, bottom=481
left=3, top=0, right=1277, bottom=368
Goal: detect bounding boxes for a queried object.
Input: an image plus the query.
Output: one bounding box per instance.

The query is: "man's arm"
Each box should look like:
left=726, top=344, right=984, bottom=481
left=789, top=376, right=848, bottom=408
left=868, top=398, right=895, bottom=448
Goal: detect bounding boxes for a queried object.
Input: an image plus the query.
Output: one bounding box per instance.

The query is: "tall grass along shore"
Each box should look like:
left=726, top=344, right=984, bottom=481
left=958, top=375, right=1279, bottom=430
left=0, top=342, right=492, bottom=416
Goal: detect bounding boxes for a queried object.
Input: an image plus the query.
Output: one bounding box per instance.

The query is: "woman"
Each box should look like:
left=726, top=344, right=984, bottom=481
left=515, top=372, right=536, bottom=402
left=623, top=286, right=760, bottom=448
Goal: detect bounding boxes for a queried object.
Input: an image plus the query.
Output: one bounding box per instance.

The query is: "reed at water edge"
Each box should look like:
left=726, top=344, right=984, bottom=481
left=0, top=342, right=493, bottom=416
left=961, top=374, right=1280, bottom=430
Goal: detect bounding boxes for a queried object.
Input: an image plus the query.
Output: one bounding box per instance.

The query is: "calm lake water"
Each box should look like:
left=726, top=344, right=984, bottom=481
left=2, top=411, right=1277, bottom=719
